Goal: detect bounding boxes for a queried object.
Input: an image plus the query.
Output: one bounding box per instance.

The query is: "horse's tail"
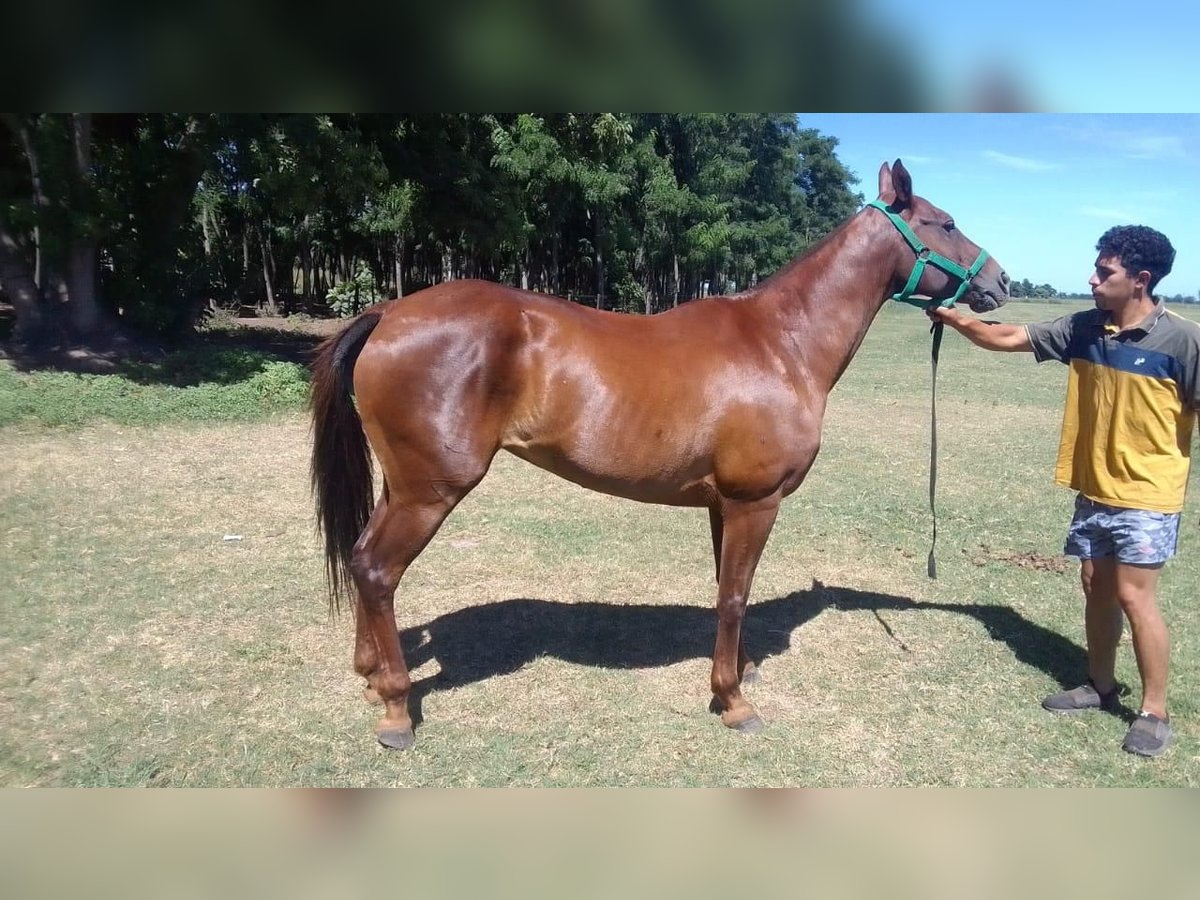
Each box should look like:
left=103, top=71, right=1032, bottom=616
left=310, top=310, right=384, bottom=615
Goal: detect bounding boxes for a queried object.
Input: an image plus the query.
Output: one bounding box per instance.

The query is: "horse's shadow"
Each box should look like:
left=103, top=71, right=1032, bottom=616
left=396, top=580, right=1097, bottom=727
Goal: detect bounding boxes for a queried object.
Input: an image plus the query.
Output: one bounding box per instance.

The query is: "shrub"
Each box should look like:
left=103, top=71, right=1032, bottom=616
left=325, top=263, right=381, bottom=318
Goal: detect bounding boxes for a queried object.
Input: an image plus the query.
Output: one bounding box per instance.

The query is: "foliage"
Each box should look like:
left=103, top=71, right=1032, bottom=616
left=1008, top=277, right=1060, bottom=300
left=0, top=352, right=310, bottom=428
left=2, top=114, right=865, bottom=341
left=324, top=261, right=381, bottom=318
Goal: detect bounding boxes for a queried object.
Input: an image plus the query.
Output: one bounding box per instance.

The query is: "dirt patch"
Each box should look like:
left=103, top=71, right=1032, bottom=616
left=967, top=544, right=1073, bottom=573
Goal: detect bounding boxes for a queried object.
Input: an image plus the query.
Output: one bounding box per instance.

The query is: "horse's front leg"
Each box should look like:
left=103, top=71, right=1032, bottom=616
left=709, top=505, right=758, bottom=686
left=710, top=495, right=779, bottom=733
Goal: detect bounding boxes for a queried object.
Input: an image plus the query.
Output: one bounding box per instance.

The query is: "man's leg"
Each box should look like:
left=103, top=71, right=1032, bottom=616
left=1042, top=556, right=1122, bottom=712
left=1081, top=557, right=1123, bottom=695
left=1113, top=562, right=1169, bottom=719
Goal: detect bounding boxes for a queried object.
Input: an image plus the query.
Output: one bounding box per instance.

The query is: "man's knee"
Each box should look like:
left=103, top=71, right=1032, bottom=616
left=1114, top=562, right=1163, bottom=616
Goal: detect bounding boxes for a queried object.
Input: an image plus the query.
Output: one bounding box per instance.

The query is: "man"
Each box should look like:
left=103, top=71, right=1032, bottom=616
left=929, top=225, right=1192, bottom=758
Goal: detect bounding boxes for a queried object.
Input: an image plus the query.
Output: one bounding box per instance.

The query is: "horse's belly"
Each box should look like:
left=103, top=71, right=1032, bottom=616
left=502, top=441, right=714, bottom=507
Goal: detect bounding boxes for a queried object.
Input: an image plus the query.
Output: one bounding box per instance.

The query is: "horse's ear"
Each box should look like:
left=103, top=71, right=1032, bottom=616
left=891, top=158, right=913, bottom=207
left=877, top=159, right=913, bottom=209
left=877, top=161, right=893, bottom=201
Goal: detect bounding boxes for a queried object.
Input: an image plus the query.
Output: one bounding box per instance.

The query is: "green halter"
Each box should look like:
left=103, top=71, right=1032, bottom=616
left=868, top=199, right=990, bottom=309
left=867, top=199, right=992, bottom=581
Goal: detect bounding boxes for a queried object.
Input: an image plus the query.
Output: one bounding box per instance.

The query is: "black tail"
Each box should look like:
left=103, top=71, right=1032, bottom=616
left=310, top=311, right=384, bottom=614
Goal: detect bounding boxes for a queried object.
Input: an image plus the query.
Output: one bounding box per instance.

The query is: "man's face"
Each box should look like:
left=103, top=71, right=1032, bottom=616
left=1088, top=254, right=1146, bottom=311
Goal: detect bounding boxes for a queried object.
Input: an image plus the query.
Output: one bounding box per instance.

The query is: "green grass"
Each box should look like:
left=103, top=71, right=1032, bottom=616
left=1, top=302, right=1198, bottom=786
left=0, top=348, right=310, bottom=428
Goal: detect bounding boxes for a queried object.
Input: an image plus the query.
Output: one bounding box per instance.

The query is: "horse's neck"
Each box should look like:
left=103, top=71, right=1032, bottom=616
left=757, top=212, right=898, bottom=395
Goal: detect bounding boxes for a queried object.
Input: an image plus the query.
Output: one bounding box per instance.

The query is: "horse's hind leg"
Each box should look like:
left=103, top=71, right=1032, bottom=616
left=353, top=490, right=389, bottom=706
left=350, top=481, right=472, bottom=750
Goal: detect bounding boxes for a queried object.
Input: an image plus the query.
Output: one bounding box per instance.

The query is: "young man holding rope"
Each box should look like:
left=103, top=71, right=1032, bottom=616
left=929, top=225, right=1191, bottom=758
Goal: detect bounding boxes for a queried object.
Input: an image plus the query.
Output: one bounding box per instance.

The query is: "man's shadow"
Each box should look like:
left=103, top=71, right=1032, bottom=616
left=394, top=579, right=1124, bottom=728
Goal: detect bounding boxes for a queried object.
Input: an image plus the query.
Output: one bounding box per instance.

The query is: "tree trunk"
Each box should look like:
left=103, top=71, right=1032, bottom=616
left=4, top=115, right=47, bottom=289
left=265, top=224, right=277, bottom=285
left=0, top=222, right=47, bottom=343
left=65, top=113, right=105, bottom=338
left=637, top=246, right=651, bottom=315
left=551, top=234, right=561, bottom=295
left=300, top=244, right=312, bottom=299
left=593, top=211, right=604, bottom=309
left=260, top=229, right=277, bottom=315
left=200, top=205, right=213, bottom=256
left=671, top=253, right=680, bottom=307
left=393, top=236, right=404, bottom=298
left=67, top=241, right=100, bottom=334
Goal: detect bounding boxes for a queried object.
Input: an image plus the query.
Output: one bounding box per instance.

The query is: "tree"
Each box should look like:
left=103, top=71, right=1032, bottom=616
left=96, top=114, right=219, bottom=333
left=358, top=182, right=416, bottom=298
left=565, top=114, right=633, bottom=309
left=1, top=113, right=109, bottom=343
left=1, top=113, right=219, bottom=344
left=1, top=114, right=867, bottom=341
left=486, top=114, right=573, bottom=292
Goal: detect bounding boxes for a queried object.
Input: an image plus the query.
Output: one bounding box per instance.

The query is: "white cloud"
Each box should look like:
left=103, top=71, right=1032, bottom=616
left=1079, top=205, right=1141, bottom=221
left=983, top=150, right=1061, bottom=172
left=1053, top=121, right=1191, bottom=160
left=1119, top=134, right=1187, bottom=160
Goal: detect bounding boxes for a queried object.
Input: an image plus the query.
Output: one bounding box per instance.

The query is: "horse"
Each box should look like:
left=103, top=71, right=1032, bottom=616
left=310, top=159, right=1011, bottom=750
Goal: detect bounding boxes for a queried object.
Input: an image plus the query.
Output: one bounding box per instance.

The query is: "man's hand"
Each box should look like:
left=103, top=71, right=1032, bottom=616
left=926, top=305, right=964, bottom=327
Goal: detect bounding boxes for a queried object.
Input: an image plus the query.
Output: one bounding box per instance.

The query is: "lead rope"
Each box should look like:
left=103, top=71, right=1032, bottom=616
left=927, top=317, right=944, bottom=578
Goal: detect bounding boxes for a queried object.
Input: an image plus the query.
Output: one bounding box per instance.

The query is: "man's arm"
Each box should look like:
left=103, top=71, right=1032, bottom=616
left=928, top=306, right=1032, bottom=352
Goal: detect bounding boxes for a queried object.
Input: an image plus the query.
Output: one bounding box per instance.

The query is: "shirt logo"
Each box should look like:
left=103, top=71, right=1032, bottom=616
left=1134, top=357, right=1146, bottom=366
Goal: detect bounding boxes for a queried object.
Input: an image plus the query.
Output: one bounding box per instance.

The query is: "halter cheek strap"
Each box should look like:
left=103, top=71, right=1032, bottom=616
left=867, top=200, right=990, bottom=309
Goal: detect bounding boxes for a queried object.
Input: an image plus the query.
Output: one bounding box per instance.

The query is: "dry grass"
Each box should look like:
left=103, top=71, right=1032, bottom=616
left=2, top=302, right=1199, bottom=785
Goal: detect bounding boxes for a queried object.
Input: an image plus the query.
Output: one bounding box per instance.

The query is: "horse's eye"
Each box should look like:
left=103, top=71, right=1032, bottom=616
left=943, top=221, right=956, bottom=232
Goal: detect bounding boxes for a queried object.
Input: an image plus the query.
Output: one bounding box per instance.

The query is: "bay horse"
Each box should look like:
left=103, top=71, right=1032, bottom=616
left=311, top=160, right=1011, bottom=750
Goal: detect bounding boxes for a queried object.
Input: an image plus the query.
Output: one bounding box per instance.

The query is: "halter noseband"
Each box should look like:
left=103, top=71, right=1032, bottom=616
left=868, top=199, right=990, bottom=309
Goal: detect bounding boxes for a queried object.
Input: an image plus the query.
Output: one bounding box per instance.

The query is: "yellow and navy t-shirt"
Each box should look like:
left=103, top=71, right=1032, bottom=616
left=1026, top=303, right=1200, bottom=513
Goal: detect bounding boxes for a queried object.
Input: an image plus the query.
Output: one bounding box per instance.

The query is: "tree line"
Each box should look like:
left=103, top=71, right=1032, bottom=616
left=0, top=114, right=864, bottom=346
left=1006, top=278, right=1199, bottom=304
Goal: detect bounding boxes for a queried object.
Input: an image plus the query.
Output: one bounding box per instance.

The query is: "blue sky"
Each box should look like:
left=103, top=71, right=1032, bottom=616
left=798, top=114, right=1200, bottom=299
left=859, top=1, right=1200, bottom=113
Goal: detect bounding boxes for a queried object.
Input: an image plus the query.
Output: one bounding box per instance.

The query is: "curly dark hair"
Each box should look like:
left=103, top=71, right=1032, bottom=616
left=1096, top=225, right=1176, bottom=294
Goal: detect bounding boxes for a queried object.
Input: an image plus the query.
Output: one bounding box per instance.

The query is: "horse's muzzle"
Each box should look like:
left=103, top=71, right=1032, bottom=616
left=964, top=287, right=1007, bottom=313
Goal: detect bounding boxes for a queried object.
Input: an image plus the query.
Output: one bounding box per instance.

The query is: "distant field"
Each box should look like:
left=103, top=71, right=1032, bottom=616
left=1, top=300, right=1197, bottom=786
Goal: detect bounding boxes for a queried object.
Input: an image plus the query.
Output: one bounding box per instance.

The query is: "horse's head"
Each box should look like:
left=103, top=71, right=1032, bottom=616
left=876, top=159, right=1010, bottom=313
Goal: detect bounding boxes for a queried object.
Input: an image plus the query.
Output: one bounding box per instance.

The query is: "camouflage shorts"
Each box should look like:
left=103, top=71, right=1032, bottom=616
left=1065, top=495, right=1180, bottom=566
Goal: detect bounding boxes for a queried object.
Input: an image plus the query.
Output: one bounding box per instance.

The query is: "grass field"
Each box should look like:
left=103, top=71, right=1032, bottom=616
left=2, top=302, right=1199, bottom=786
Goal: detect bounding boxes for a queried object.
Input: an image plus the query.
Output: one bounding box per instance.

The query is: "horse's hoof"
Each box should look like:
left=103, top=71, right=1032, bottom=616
left=376, top=726, right=415, bottom=750
left=731, top=715, right=765, bottom=735
left=362, top=687, right=382, bottom=705
left=720, top=707, right=765, bottom=734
